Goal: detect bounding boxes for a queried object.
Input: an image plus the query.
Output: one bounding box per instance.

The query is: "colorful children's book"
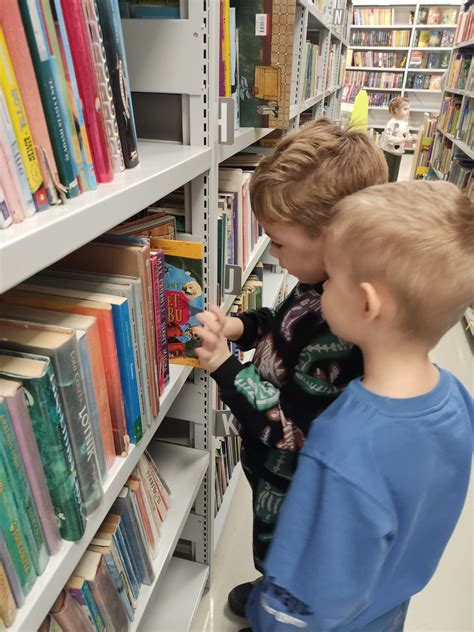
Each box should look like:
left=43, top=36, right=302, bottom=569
left=0, top=27, right=49, bottom=209
left=231, top=0, right=296, bottom=129
left=0, top=351, right=86, bottom=541
left=0, top=378, right=61, bottom=555
left=0, top=319, right=103, bottom=515
left=96, top=0, right=139, bottom=169
left=67, top=574, right=106, bottom=632
left=50, top=589, right=95, bottom=632
left=16, top=0, right=80, bottom=199
left=0, top=0, right=61, bottom=205
left=151, top=239, right=204, bottom=367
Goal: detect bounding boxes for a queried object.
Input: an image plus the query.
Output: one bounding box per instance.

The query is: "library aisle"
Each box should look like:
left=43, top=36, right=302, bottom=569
left=192, top=317, right=474, bottom=632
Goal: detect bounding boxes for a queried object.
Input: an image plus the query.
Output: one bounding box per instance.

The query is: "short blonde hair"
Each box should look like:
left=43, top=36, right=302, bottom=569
left=328, top=180, right=474, bottom=344
left=249, top=118, right=388, bottom=235
left=389, top=96, right=409, bottom=115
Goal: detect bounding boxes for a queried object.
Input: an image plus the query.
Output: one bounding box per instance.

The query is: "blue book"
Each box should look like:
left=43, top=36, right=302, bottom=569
left=89, top=542, right=134, bottom=621
left=111, top=486, right=154, bottom=585
left=112, top=518, right=141, bottom=598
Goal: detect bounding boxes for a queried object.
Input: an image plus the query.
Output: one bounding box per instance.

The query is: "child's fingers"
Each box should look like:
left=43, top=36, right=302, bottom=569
left=196, top=310, right=224, bottom=335
left=209, top=305, right=227, bottom=327
left=193, top=326, right=220, bottom=349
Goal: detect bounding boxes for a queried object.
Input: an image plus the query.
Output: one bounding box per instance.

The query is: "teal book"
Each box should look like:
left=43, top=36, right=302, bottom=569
left=0, top=400, right=48, bottom=576
left=0, top=319, right=103, bottom=517
left=0, top=351, right=86, bottom=541
left=18, top=0, right=80, bottom=198
left=68, top=574, right=106, bottom=632
left=0, top=451, right=36, bottom=595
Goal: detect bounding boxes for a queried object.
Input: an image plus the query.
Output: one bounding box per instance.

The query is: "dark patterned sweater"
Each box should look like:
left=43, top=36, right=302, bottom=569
left=212, top=283, right=363, bottom=570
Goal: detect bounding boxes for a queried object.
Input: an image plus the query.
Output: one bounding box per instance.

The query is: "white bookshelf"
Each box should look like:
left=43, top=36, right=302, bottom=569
left=346, top=0, right=463, bottom=130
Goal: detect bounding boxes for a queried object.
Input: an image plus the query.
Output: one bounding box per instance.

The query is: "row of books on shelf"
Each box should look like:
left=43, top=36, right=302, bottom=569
left=430, top=136, right=473, bottom=198
left=218, top=0, right=296, bottom=130
left=409, top=50, right=450, bottom=69
left=348, top=50, right=408, bottom=68
left=325, top=43, right=340, bottom=91
left=299, top=43, right=322, bottom=103
left=352, top=8, right=395, bottom=26
left=1, top=444, right=170, bottom=630
left=454, top=3, right=474, bottom=45
left=417, top=6, right=458, bottom=26
left=439, top=95, right=464, bottom=136
left=414, top=29, right=454, bottom=49
left=447, top=53, right=473, bottom=91
left=118, top=0, right=180, bottom=18
left=413, top=114, right=438, bottom=177
left=345, top=71, right=404, bottom=89
left=350, top=30, right=411, bottom=47
left=406, top=73, right=443, bottom=90
left=342, top=86, right=399, bottom=107
left=214, top=435, right=241, bottom=516
left=0, top=0, right=139, bottom=232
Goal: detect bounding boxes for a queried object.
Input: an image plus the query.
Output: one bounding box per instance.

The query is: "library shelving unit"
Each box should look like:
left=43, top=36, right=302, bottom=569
left=345, top=0, right=463, bottom=137
left=0, top=1, right=351, bottom=630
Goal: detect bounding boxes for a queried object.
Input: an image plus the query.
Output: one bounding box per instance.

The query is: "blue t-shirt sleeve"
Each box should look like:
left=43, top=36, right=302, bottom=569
left=247, top=453, right=394, bottom=631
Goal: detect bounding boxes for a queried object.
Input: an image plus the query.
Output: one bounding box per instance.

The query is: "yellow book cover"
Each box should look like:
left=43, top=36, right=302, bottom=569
left=151, top=238, right=204, bottom=368
left=0, top=28, right=48, bottom=210
left=223, top=0, right=231, bottom=97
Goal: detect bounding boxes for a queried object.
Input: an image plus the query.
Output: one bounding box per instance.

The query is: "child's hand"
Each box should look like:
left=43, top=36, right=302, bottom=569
left=195, top=306, right=232, bottom=373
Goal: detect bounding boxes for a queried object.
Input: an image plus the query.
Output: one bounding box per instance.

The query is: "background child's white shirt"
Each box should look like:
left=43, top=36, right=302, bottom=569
left=381, top=118, right=411, bottom=155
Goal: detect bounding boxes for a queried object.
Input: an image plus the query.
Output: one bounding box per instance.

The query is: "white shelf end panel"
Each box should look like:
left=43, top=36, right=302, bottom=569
left=214, top=462, right=243, bottom=549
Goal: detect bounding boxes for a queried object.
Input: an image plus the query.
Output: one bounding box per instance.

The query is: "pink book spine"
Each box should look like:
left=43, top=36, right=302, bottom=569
left=0, top=138, right=24, bottom=223
left=60, top=0, right=113, bottom=183
left=7, top=386, right=61, bottom=555
left=0, top=0, right=61, bottom=205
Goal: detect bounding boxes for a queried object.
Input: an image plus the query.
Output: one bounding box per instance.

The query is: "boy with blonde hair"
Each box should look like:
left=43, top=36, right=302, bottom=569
left=246, top=180, right=474, bottom=631
left=196, top=118, right=388, bottom=616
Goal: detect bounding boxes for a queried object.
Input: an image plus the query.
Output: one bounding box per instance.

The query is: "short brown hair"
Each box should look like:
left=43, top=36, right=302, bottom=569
left=328, top=181, right=474, bottom=345
left=389, top=96, right=410, bottom=115
left=249, top=118, right=388, bottom=234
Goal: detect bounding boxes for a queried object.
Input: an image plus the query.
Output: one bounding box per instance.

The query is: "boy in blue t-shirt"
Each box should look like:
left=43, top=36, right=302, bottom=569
left=243, top=180, right=474, bottom=631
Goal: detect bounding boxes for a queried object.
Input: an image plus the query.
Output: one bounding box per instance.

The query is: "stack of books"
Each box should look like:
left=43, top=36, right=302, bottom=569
left=414, top=29, right=454, bottom=48
left=39, top=450, right=171, bottom=631
left=409, top=50, right=450, bottom=69
left=417, top=6, right=458, bottom=26
left=0, top=0, right=139, bottom=231
left=406, top=73, right=443, bottom=90
left=349, top=50, right=408, bottom=68
left=352, top=7, right=395, bottom=26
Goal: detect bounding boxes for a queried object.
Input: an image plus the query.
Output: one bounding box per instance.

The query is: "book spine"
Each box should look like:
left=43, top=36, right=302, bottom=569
left=21, top=366, right=86, bottom=541
left=0, top=87, right=35, bottom=217
left=113, top=522, right=141, bottom=599
left=128, top=479, right=157, bottom=557
left=0, top=560, right=17, bottom=627
left=127, top=485, right=155, bottom=579
left=78, top=335, right=108, bottom=479
left=0, top=130, right=25, bottom=223
left=0, top=400, right=48, bottom=575
left=111, top=302, right=142, bottom=444
left=0, top=530, right=24, bottom=608
left=108, top=536, right=136, bottom=609
left=54, top=338, right=103, bottom=515
left=51, top=589, right=95, bottom=632
left=0, top=26, right=48, bottom=210
left=0, top=453, right=36, bottom=595
left=138, top=456, right=166, bottom=523
left=112, top=492, right=152, bottom=584
left=0, top=0, right=61, bottom=205
left=131, top=281, right=153, bottom=426
left=17, top=0, right=80, bottom=199
left=51, top=0, right=97, bottom=191
left=68, top=584, right=104, bottom=631
left=0, top=182, right=13, bottom=229
left=156, top=251, right=170, bottom=387
left=100, top=549, right=134, bottom=621
left=125, top=288, right=148, bottom=428
left=7, top=388, right=61, bottom=555
left=88, top=556, right=129, bottom=632
left=82, top=0, right=124, bottom=174
left=150, top=254, right=164, bottom=396
left=59, top=0, right=113, bottom=183
left=96, top=0, right=139, bottom=169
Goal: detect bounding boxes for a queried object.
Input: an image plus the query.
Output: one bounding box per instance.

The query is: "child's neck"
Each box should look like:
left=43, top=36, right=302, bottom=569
left=361, top=342, right=439, bottom=399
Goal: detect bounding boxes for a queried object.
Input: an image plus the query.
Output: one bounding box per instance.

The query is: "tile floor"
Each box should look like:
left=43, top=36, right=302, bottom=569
left=191, top=153, right=473, bottom=632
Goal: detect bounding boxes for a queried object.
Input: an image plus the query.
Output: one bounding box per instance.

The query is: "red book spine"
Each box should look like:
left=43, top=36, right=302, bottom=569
left=150, top=254, right=164, bottom=396
left=60, top=0, right=113, bottom=183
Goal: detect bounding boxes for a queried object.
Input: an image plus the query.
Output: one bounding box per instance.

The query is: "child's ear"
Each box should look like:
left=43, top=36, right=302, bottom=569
left=360, top=282, right=382, bottom=322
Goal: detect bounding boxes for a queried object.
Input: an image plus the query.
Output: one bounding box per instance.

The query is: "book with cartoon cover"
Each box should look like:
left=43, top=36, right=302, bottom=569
left=151, top=239, right=204, bottom=367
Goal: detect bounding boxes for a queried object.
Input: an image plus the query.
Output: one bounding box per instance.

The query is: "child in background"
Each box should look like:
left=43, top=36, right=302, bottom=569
left=380, top=96, right=414, bottom=182
left=195, top=119, right=388, bottom=617
left=246, top=180, right=474, bottom=631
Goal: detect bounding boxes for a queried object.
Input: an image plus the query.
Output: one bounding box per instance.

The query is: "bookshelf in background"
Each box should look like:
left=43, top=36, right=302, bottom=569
left=343, top=0, right=462, bottom=143
left=427, top=2, right=473, bottom=199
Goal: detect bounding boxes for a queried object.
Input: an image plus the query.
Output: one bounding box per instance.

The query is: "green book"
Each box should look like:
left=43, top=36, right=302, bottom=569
left=0, top=351, right=86, bottom=541
left=0, top=450, right=36, bottom=595
left=0, top=400, right=48, bottom=575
